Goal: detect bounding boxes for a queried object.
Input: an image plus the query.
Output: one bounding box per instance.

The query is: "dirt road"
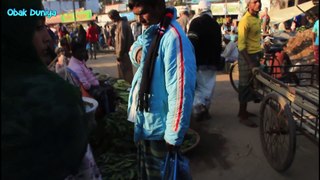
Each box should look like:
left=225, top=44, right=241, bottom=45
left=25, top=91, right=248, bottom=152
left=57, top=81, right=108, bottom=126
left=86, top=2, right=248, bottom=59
left=87, top=52, right=319, bottom=180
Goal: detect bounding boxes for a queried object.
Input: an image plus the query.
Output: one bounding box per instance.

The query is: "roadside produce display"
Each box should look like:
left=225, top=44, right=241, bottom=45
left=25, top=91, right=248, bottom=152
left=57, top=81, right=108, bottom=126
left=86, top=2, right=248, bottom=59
left=90, top=75, right=200, bottom=179
left=284, top=29, right=314, bottom=62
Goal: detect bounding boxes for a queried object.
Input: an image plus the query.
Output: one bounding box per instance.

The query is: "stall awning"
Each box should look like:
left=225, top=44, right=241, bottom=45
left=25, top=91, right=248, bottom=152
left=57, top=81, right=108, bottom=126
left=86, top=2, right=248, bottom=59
left=269, top=1, right=316, bottom=24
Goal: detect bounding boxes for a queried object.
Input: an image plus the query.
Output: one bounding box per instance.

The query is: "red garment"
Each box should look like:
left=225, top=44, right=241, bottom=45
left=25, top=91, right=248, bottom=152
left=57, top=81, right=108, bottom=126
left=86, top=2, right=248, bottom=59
left=274, top=51, right=290, bottom=79
left=58, top=25, right=68, bottom=38
left=86, top=25, right=99, bottom=43
left=272, top=52, right=282, bottom=79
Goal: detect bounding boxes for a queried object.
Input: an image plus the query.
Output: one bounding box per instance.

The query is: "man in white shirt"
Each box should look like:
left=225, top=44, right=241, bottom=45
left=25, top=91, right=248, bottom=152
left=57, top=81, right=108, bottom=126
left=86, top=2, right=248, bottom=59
left=221, top=36, right=238, bottom=72
left=222, top=35, right=238, bottom=62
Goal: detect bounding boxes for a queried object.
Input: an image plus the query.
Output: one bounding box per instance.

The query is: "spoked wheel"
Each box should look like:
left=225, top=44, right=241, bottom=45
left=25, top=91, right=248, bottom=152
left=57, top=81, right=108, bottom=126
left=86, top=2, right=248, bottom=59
left=259, top=92, right=296, bottom=172
left=229, top=61, right=239, bottom=93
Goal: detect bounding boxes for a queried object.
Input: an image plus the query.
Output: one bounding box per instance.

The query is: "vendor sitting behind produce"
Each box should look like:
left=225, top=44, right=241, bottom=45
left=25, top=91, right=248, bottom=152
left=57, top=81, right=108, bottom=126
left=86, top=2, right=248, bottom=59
left=68, top=39, right=99, bottom=90
left=67, top=38, right=113, bottom=115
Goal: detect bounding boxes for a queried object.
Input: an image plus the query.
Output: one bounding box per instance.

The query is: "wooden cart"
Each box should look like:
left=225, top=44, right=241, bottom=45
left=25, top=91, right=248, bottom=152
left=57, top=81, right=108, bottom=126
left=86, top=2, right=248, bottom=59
left=251, top=64, right=319, bottom=172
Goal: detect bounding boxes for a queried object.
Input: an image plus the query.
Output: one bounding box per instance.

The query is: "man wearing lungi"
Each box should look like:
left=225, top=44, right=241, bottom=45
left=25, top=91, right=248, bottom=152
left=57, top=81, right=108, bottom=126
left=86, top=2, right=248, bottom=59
left=237, top=0, right=262, bottom=127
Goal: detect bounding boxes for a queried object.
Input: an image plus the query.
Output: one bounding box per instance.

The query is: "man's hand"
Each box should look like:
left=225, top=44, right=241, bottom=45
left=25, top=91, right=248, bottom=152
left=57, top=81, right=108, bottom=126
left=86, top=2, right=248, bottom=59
left=135, top=48, right=142, bottom=64
left=239, top=49, right=256, bottom=69
left=166, top=142, right=179, bottom=152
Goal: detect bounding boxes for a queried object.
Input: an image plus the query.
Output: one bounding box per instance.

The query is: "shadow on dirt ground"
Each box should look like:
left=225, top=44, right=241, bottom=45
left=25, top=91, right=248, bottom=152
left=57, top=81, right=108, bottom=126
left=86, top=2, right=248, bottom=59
left=186, top=117, right=232, bottom=171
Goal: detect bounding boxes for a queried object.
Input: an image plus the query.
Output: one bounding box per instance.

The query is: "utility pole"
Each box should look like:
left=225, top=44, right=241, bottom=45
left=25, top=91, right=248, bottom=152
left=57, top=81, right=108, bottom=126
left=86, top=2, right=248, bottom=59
left=59, top=0, right=62, bottom=15
left=72, top=0, right=77, bottom=26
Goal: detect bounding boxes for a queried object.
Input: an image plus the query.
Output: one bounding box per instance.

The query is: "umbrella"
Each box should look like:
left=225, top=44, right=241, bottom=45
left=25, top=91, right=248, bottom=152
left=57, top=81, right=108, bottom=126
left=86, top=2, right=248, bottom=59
left=269, top=0, right=316, bottom=24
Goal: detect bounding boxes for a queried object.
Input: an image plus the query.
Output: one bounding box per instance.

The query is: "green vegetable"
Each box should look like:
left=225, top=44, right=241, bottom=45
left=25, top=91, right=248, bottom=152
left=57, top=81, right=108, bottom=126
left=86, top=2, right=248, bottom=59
left=90, top=78, right=198, bottom=179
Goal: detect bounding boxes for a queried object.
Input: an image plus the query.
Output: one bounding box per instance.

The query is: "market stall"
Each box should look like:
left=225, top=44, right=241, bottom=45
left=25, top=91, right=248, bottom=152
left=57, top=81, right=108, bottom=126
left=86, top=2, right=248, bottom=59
left=269, top=0, right=316, bottom=24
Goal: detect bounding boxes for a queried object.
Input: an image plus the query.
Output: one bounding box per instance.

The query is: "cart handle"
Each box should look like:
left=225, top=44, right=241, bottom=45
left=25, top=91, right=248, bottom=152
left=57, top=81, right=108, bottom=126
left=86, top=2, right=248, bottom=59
left=252, top=67, right=319, bottom=107
left=252, top=67, right=296, bottom=95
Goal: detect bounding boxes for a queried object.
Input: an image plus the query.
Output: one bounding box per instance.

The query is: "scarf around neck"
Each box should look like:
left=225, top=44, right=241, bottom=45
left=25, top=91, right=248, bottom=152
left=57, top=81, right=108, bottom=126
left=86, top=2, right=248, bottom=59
left=138, top=8, right=174, bottom=112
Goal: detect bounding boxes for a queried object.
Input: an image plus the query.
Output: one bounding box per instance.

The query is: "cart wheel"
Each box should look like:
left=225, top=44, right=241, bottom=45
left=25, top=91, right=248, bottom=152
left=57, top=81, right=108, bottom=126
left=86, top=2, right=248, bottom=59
left=229, top=61, right=239, bottom=93
left=259, top=92, right=296, bottom=172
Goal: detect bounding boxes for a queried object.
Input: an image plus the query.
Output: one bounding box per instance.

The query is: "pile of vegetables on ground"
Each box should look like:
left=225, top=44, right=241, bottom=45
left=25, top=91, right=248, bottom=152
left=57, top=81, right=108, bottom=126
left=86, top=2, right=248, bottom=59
left=90, top=75, right=199, bottom=180
left=90, top=76, right=136, bottom=180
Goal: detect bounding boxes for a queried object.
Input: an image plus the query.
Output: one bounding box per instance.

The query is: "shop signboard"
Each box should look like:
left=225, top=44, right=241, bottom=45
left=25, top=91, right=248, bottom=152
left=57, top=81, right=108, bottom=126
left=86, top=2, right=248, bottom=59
left=61, top=9, right=92, bottom=23
left=211, top=2, right=239, bottom=15
left=120, top=12, right=135, bottom=21
left=104, top=3, right=127, bottom=13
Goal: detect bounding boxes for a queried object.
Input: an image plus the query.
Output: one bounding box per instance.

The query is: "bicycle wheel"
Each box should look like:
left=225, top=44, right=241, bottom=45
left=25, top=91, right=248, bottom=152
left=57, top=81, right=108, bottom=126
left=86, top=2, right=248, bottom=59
left=259, top=92, right=296, bottom=172
left=229, top=61, right=239, bottom=93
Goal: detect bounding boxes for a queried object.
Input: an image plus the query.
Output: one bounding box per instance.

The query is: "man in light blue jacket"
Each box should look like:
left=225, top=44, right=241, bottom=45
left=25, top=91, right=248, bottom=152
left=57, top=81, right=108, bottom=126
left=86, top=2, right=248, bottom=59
left=127, top=0, right=196, bottom=179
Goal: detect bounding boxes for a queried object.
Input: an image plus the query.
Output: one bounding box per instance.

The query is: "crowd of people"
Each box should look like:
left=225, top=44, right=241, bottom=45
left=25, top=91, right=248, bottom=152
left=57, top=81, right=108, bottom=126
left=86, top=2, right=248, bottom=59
left=2, top=0, right=319, bottom=179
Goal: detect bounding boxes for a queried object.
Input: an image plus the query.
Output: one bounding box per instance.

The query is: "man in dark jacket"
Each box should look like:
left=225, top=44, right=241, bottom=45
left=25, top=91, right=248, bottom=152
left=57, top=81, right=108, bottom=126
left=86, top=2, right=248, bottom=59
left=108, top=9, right=134, bottom=84
left=187, top=0, right=222, bottom=119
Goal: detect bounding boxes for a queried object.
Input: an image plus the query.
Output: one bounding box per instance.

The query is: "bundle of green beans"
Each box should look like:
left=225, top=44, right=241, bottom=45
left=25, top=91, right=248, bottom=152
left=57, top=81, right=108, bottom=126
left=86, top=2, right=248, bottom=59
left=91, top=77, right=198, bottom=179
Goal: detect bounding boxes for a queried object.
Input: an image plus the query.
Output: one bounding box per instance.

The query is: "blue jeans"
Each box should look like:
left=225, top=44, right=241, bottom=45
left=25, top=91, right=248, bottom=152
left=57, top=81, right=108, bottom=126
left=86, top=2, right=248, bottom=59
left=88, top=42, right=97, bottom=59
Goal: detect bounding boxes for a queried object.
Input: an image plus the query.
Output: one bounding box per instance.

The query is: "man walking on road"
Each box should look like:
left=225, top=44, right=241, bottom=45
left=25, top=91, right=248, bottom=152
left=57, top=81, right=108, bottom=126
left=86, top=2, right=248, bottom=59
left=86, top=21, right=99, bottom=60
left=237, top=0, right=262, bottom=127
left=187, top=0, right=222, bottom=120
left=108, top=10, right=134, bottom=84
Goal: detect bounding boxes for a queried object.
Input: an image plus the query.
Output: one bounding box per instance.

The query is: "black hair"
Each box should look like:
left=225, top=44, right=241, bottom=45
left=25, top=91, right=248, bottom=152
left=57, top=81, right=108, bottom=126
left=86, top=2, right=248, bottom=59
left=70, top=37, right=85, bottom=54
left=108, top=9, right=120, bottom=20
left=128, top=0, right=165, bottom=10
left=2, top=0, right=43, bottom=66
left=182, top=11, right=189, bottom=16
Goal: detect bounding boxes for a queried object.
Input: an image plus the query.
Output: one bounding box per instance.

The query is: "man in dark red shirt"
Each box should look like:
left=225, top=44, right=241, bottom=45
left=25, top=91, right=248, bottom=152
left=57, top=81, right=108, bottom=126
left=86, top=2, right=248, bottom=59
left=86, top=21, right=99, bottom=59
